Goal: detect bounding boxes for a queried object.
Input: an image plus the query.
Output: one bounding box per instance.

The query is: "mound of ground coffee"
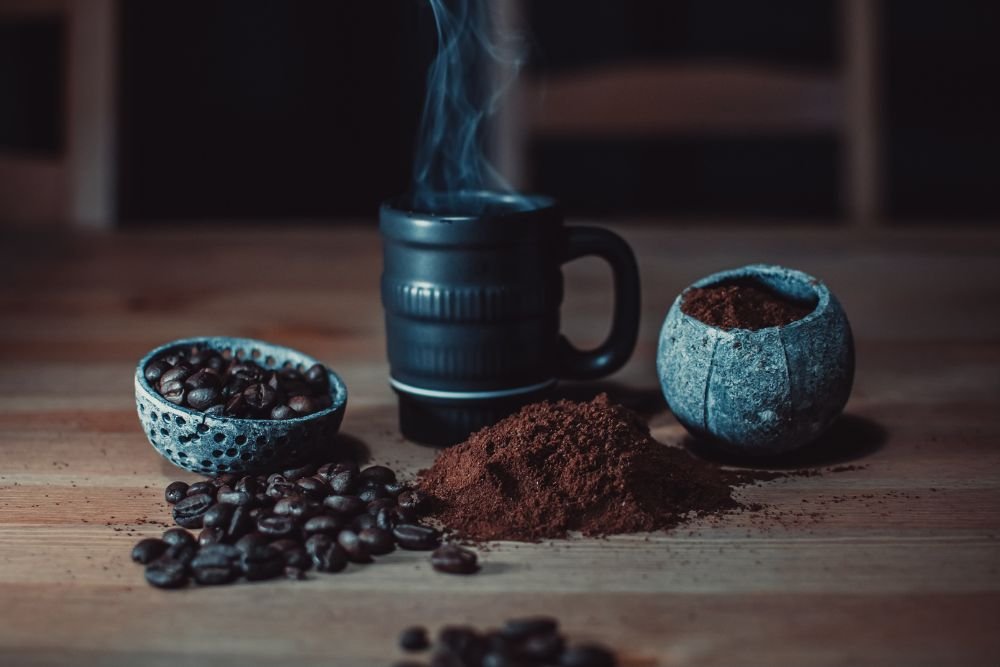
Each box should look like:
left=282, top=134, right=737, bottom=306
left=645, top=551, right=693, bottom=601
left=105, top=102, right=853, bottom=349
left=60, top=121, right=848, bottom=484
left=418, top=395, right=761, bottom=541
left=681, top=278, right=814, bottom=330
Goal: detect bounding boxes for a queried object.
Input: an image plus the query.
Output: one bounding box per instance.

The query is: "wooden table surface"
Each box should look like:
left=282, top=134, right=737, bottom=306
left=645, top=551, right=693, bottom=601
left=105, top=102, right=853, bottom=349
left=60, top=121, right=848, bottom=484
left=1, top=225, right=999, bottom=667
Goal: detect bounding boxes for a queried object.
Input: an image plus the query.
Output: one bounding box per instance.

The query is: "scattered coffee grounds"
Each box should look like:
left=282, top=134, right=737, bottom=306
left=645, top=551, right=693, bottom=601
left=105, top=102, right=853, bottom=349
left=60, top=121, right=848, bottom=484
left=396, top=616, right=618, bottom=667
left=132, top=459, right=472, bottom=589
left=681, top=278, right=815, bottom=330
left=418, top=395, right=774, bottom=542
left=144, top=344, right=333, bottom=419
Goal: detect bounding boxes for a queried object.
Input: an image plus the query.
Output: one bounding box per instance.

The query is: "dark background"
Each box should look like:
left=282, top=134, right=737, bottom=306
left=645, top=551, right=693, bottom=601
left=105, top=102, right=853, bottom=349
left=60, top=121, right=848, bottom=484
left=1, top=0, right=998, bottom=223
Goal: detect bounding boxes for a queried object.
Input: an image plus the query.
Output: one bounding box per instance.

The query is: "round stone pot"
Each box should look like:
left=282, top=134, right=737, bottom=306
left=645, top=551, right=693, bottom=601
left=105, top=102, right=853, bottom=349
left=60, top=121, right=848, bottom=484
left=657, top=264, right=854, bottom=455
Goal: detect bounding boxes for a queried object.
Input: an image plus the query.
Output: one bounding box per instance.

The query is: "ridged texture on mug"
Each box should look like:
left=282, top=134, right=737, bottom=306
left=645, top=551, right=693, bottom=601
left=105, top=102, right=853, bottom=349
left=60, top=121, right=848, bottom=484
left=382, top=282, right=555, bottom=322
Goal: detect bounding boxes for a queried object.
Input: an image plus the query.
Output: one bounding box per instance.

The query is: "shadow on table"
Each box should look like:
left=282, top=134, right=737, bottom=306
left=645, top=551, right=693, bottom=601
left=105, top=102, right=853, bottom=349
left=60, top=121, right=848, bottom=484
left=684, top=413, right=888, bottom=470
left=553, top=381, right=667, bottom=418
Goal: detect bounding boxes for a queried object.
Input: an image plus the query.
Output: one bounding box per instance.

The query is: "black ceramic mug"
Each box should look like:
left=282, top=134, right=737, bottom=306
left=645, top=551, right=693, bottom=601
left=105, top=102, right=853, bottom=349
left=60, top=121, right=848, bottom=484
left=380, top=191, right=640, bottom=445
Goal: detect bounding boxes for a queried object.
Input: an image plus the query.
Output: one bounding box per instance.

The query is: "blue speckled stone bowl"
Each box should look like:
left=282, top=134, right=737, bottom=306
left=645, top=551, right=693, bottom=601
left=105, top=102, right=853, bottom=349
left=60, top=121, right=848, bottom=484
left=135, top=337, right=348, bottom=475
left=657, top=264, right=854, bottom=455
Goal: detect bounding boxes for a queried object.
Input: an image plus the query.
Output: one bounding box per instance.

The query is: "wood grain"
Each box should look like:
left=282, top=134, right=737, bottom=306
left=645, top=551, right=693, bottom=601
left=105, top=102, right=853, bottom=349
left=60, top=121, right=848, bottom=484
left=1, top=225, right=999, bottom=667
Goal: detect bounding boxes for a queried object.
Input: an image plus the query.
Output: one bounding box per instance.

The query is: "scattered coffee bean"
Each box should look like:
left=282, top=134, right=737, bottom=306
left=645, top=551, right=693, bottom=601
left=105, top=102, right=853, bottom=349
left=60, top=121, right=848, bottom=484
left=431, top=544, right=479, bottom=575
left=559, top=645, right=617, bottom=667
left=144, top=559, right=188, bottom=589
left=313, top=542, right=348, bottom=573
left=257, top=514, right=296, bottom=538
left=201, top=502, right=235, bottom=528
left=131, top=538, right=168, bottom=564
left=172, top=493, right=214, bottom=529
left=144, top=360, right=172, bottom=383
left=187, top=386, right=220, bottom=411
left=501, top=617, right=560, bottom=640
left=399, top=626, right=430, bottom=652
left=164, top=481, right=189, bottom=504
left=393, top=523, right=441, bottom=550
left=337, top=530, right=372, bottom=563
left=324, top=494, right=367, bottom=516
left=160, top=380, right=185, bottom=405
left=303, top=514, right=343, bottom=535
left=161, top=527, right=196, bottom=549
left=358, top=528, right=395, bottom=555
left=240, top=545, right=283, bottom=581
left=270, top=404, right=296, bottom=419
left=360, top=465, right=396, bottom=485
left=198, top=526, right=225, bottom=546
left=187, top=481, right=216, bottom=497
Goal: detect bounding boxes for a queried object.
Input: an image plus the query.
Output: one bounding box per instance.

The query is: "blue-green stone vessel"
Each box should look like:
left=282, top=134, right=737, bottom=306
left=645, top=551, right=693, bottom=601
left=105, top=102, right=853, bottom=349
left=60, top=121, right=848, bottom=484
left=657, top=264, right=854, bottom=455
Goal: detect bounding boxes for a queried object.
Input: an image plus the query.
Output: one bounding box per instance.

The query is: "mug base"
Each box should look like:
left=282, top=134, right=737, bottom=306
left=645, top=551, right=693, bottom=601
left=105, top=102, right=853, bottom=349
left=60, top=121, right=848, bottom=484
left=395, top=386, right=554, bottom=447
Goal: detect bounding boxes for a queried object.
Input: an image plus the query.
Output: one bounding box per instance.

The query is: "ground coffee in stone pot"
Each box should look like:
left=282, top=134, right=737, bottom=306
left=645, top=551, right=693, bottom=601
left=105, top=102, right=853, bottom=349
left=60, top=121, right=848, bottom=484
left=418, top=394, right=767, bottom=541
left=681, top=278, right=814, bottom=330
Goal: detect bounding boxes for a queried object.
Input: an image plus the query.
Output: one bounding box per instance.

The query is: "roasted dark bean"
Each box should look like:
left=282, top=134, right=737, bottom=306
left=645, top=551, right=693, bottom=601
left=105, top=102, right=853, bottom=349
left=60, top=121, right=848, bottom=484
left=393, top=523, right=441, bottom=550
left=242, top=383, right=277, bottom=412
left=359, top=465, right=396, bottom=485
left=202, top=502, right=235, bottom=528
left=304, top=533, right=333, bottom=558
left=160, top=363, right=193, bottom=386
left=384, top=481, right=408, bottom=497
left=282, top=462, right=317, bottom=481
left=303, top=514, right=343, bottom=535
left=164, top=481, right=189, bottom=504
left=358, top=484, right=386, bottom=503
left=328, top=470, right=357, bottom=495
left=323, top=494, right=367, bottom=516
left=234, top=532, right=269, bottom=554
left=273, top=496, right=317, bottom=519
left=267, top=481, right=297, bottom=500
left=523, top=632, right=566, bottom=662
left=501, top=616, right=560, bottom=640
left=397, top=489, right=429, bottom=513
left=558, top=645, right=617, bottom=667
left=337, top=530, right=372, bottom=563
left=287, top=395, right=316, bottom=415
left=367, top=497, right=397, bottom=516
left=358, top=528, right=395, bottom=555
left=313, top=542, right=348, bottom=573
left=131, top=538, right=168, bottom=564
left=352, top=513, right=378, bottom=532
left=217, top=489, right=252, bottom=507
left=198, top=543, right=241, bottom=561
left=161, top=527, right=196, bottom=549
left=144, top=360, right=172, bottom=384
left=376, top=507, right=398, bottom=532
left=224, top=394, right=251, bottom=417
left=305, top=363, right=329, bottom=387
left=160, top=380, right=186, bottom=405
left=172, top=493, right=214, bottom=529
left=164, top=541, right=197, bottom=566
left=270, top=404, right=296, bottom=420
left=399, top=626, right=430, bottom=652
left=284, top=566, right=307, bottom=580
left=187, top=481, right=216, bottom=497
left=240, top=545, right=283, bottom=581
left=198, top=526, right=225, bottom=546
left=296, top=476, right=327, bottom=499
left=257, top=515, right=296, bottom=538
left=270, top=539, right=312, bottom=570
left=430, top=545, right=479, bottom=574
left=144, top=559, right=188, bottom=589
left=187, top=386, right=220, bottom=411
left=184, top=368, right=221, bottom=390
left=235, top=475, right=264, bottom=495
left=225, top=505, right=254, bottom=541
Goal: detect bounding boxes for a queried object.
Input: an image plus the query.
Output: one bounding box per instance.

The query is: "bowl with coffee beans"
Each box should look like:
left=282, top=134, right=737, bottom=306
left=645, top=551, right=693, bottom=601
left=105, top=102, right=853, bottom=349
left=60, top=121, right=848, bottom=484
left=135, top=337, right=347, bottom=475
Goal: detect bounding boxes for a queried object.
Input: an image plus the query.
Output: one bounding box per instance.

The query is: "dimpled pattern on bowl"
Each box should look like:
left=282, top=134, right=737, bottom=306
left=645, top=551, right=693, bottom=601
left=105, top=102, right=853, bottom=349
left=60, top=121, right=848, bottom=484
left=657, top=264, right=854, bottom=455
left=135, top=337, right=347, bottom=475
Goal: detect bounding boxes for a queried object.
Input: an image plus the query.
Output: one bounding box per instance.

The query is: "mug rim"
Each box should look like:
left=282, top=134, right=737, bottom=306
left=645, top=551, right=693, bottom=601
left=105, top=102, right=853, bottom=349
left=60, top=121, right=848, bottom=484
left=381, top=189, right=557, bottom=223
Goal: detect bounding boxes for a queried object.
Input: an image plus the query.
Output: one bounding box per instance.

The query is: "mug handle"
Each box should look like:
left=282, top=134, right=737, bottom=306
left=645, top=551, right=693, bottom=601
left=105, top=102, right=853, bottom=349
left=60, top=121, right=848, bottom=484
left=557, top=226, right=641, bottom=380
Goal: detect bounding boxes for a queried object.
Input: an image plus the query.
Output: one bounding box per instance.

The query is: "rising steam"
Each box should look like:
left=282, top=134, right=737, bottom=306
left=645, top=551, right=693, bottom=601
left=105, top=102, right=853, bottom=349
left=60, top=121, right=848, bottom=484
left=411, top=0, right=530, bottom=215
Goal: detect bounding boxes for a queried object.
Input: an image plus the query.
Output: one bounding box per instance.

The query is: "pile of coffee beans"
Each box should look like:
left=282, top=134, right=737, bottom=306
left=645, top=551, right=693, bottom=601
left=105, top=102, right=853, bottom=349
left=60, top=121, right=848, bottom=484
left=395, top=617, right=618, bottom=667
left=131, top=459, right=479, bottom=588
left=144, top=345, right=333, bottom=419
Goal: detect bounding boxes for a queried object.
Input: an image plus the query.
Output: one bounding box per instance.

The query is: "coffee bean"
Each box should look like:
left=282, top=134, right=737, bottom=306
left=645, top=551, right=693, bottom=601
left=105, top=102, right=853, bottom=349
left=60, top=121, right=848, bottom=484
left=222, top=376, right=251, bottom=399
left=187, top=481, right=216, bottom=497
left=164, top=541, right=198, bottom=566
left=523, top=633, right=565, bottom=662
left=270, top=539, right=312, bottom=570
left=202, top=502, right=235, bottom=529
left=282, top=461, right=318, bottom=481
left=324, top=494, right=367, bottom=516
left=160, top=380, right=186, bottom=405
left=397, top=489, right=429, bottom=513
left=164, top=481, right=189, bottom=504
left=296, top=477, right=327, bottom=499
left=205, top=355, right=225, bottom=372
left=160, top=352, right=183, bottom=366
left=384, top=481, right=408, bottom=497
left=438, top=626, right=486, bottom=664
left=243, top=383, right=277, bottom=412
left=303, top=515, right=343, bottom=535
left=192, top=559, right=238, bottom=586
left=367, top=497, right=397, bottom=517
left=360, top=465, right=396, bottom=485
left=235, top=475, right=263, bottom=495
left=240, top=545, right=283, bottom=581
left=313, top=542, right=348, bottom=573
left=161, top=527, right=196, bottom=549
left=375, top=507, right=398, bottom=532
left=358, top=484, right=386, bottom=503
left=273, top=496, right=316, bottom=519
left=184, top=368, right=221, bottom=390
left=187, top=386, right=220, bottom=411
left=352, top=513, right=378, bottom=532
left=267, top=481, right=297, bottom=500
left=393, top=523, right=441, bottom=550
left=337, top=530, right=372, bottom=563
left=222, top=505, right=253, bottom=542
left=501, top=616, right=560, bottom=640
left=198, top=526, right=225, bottom=546
left=305, top=363, right=329, bottom=388
left=482, top=654, right=532, bottom=667
left=257, top=515, right=296, bottom=538
left=431, top=545, right=478, bottom=575
left=131, top=538, right=168, bottom=564
left=270, top=404, right=296, bottom=420
left=304, top=533, right=333, bottom=557
left=204, top=404, right=225, bottom=416
left=399, top=626, right=430, bottom=652
left=160, top=364, right=193, bottom=386
left=217, top=489, right=252, bottom=507
left=198, top=543, right=241, bottom=561
left=172, top=493, right=214, bottom=529
left=558, top=645, right=617, bottom=667
left=328, top=470, right=357, bottom=495
left=234, top=532, right=270, bottom=554
left=358, top=528, right=395, bottom=555
left=144, top=360, right=172, bottom=384
left=287, top=395, right=316, bottom=415
left=224, top=394, right=251, bottom=418
left=145, top=559, right=188, bottom=589
left=214, top=473, right=240, bottom=487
